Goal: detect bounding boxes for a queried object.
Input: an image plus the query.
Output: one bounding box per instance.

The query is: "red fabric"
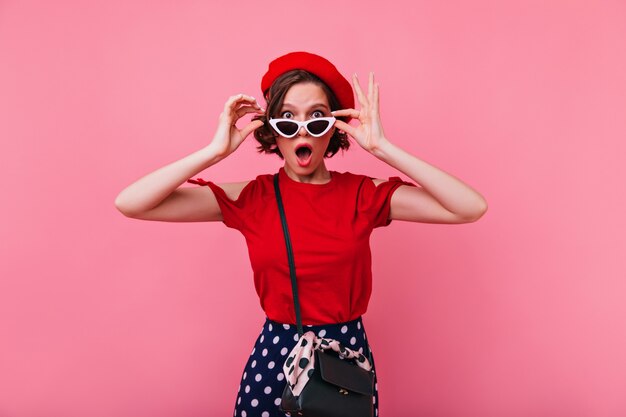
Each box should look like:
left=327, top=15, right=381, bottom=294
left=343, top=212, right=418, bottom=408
left=186, top=167, right=417, bottom=325
left=260, top=51, right=355, bottom=111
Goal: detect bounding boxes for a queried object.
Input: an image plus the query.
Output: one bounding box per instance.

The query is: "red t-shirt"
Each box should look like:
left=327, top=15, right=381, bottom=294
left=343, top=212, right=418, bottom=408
left=187, top=166, right=417, bottom=325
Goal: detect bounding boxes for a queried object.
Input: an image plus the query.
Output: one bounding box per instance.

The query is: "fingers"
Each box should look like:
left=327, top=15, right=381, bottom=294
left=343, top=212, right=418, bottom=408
left=352, top=73, right=368, bottom=107
left=220, top=93, right=264, bottom=125
left=368, top=72, right=374, bottom=103
left=333, top=119, right=357, bottom=138
left=224, top=93, right=263, bottom=113
left=372, top=82, right=379, bottom=115
left=352, top=72, right=377, bottom=109
left=331, top=109, right=360, bottom=119
left=235, top=105, right=265, bottom=120
left=239, top=119, right=265, bottom=139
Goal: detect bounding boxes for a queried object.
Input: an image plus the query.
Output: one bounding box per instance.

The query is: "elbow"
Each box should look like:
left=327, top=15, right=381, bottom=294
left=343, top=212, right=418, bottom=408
left=467, top=200, right=488, bottom=222
left=456, top=199, right=488, bottom=223
left=114, top=201, right=132, bottom=218
left=114, top=194, right=138, bottom=218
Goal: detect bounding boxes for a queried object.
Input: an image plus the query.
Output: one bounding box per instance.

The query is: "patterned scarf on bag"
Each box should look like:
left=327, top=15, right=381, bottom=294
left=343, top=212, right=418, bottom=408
left=283, top=330, right=373, bottom=396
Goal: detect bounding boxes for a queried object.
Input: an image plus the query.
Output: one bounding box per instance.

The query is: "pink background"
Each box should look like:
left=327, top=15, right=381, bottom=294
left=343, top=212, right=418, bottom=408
left=1, top=1, right=625, bottom=416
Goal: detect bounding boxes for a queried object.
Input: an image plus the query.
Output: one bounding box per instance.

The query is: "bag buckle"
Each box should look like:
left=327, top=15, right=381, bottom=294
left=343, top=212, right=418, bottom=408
left=339, top=388, right=350, bottom=395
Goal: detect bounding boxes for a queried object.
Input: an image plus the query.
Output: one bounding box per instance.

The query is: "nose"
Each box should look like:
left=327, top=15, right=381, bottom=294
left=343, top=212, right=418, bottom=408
left=297, top=125, right=308, bottom=137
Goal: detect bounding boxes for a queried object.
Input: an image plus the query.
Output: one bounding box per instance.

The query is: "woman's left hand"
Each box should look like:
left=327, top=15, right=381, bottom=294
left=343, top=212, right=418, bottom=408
left=332, top=72, right=390, bottom=155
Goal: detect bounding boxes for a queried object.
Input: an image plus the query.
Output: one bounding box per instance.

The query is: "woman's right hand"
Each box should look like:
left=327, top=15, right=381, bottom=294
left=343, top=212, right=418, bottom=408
left=208, top=93, right=265, bottom=159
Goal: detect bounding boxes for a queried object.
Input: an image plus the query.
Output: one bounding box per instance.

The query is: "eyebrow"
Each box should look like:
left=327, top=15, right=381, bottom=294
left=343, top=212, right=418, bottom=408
left=281, top=103, right=330, bottom=111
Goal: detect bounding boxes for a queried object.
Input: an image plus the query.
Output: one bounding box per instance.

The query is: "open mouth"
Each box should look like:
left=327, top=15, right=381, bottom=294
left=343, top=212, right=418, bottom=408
left=295, top=144, right=313, bottom=166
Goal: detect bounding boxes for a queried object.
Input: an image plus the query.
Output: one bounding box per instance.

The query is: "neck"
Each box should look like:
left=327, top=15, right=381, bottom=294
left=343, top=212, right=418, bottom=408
left=283, top=164, right=332, bottom=184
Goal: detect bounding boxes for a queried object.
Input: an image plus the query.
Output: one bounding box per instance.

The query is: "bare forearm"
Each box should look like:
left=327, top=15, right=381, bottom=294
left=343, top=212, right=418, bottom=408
left=114, top=144, right=223, bottom=215
left=373, top=139, right=488, bottom=218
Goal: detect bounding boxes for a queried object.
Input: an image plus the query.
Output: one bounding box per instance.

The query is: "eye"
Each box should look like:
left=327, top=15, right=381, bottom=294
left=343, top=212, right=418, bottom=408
left=281, top=111, right=294, bottom=119
left=311, top=110, right=324, bottom=118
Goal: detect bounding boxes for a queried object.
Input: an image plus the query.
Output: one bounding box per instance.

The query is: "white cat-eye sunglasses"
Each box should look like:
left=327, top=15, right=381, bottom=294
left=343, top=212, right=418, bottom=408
left=268, top=117, right=336, bottom=138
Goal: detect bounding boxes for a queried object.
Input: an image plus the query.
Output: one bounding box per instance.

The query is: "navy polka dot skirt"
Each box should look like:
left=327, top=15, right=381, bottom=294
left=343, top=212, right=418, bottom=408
left=233, top=316, right=380, bottom=417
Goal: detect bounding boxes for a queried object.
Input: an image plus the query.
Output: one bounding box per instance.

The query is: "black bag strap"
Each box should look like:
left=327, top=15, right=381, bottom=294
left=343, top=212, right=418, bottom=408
left=273, top=173, right=374, bottom=367
left=273, top=173, right=304, bottom=336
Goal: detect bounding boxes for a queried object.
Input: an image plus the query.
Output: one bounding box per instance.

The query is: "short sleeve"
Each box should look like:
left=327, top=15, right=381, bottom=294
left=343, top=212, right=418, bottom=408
left=186, top=177, right=252, bottom=230
left=358, top=176, right=418, bottom=228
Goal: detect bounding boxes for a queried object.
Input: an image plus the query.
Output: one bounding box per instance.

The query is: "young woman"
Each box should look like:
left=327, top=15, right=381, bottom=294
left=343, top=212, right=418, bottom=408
left=115, top=51, right=488, bottom=417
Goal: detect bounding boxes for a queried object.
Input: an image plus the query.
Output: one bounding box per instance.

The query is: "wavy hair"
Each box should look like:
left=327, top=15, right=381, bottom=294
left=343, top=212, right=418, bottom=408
left=253, top=70, right=351, bottom=159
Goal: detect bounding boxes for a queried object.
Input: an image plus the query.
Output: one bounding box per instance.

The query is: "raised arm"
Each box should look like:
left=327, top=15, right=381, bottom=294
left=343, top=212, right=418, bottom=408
left=114, top=93, right=264, bottom=222
left=333, top=72, right=488, bottom=224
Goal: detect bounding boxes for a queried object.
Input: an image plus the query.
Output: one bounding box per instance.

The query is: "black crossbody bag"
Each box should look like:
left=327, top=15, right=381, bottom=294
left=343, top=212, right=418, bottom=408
left=273, top=173, right=375, bottom=417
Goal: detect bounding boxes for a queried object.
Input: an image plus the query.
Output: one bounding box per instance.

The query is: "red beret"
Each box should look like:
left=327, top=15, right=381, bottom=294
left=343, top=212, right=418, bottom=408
left=261, top=51, right=354, bottom=110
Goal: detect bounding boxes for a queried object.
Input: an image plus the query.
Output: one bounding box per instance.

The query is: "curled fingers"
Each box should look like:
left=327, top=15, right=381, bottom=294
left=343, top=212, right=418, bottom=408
left=224, top=93, right=261, bottom=113
left=332, top=118, right=356, bottom=138
left=234, top=104, right=265, bottom=120
left=331, top=108, right=360, bottom=119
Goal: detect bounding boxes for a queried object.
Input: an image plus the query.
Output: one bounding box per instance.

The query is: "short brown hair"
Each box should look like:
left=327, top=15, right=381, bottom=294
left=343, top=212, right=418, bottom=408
left=253, top=70, right=350, bottom=159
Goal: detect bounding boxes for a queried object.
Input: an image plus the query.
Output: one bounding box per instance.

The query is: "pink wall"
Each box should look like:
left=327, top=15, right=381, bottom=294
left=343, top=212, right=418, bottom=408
left=1, top=1, right=625, bottom=416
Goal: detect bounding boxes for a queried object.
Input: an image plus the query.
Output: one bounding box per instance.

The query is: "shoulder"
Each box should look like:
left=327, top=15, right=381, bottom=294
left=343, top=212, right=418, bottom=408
left=333, top=171, right=387, bottom=188
left=218, top=181, right=252, bottom=201
left=218, top=172, right=277, bottom=201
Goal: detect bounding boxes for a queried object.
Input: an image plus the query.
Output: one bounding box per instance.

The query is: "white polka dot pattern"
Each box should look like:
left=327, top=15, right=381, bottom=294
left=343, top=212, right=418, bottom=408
left=233, top=316, right=379, bottom=416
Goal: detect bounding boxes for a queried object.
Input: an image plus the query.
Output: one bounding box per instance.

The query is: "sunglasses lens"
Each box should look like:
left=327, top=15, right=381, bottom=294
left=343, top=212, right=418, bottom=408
left=275, top=121, right=299, bottom=137
left=307, top=119, right=331, bottom=135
